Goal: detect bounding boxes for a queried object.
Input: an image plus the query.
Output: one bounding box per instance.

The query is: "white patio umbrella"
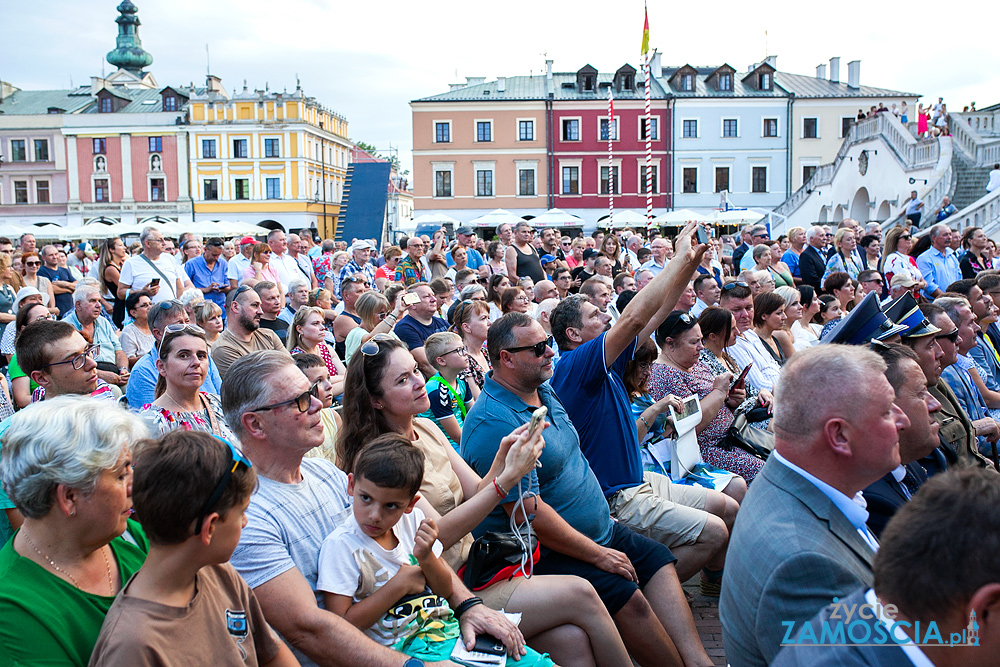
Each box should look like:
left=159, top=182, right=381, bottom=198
left=411, top=213, right=461, bottom=226
left=709, top=209, right=764, bottom=225
left=467, top=209, right=526, bottom=227
left=529, top=208, right=584, bottom=228
left=652, top=209, right=710, bottom=226
left=597, top=210, right=650, bottom=228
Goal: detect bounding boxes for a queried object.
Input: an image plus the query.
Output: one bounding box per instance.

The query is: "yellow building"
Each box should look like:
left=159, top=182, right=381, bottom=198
left=186, top=76, right=351, bottom=237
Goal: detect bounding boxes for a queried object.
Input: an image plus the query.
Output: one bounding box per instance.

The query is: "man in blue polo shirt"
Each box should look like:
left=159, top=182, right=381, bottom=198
left=184, top=237, right=230, bottom=313
left=445, top=226, right=485, bottom=270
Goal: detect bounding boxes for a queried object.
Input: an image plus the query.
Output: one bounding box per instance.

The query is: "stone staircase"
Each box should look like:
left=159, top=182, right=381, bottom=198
left=952, top=150, right=992, bottom=210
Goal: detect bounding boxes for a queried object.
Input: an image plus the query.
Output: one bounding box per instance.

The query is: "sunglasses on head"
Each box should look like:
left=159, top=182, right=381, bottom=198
left=193, top=437, right=252, bottom=536
left=502, top=335, right=554, bottom=357
left=360, top=333, right=398, bottom=357
left=163, top=323, right=206, bottom=336
left=722, top=281, right=749, bottom=291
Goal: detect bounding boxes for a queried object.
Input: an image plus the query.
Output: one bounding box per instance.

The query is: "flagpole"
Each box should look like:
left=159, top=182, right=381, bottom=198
left=642, top=1, right=652, bottom=229
left=608, top=86, right=614, bottom=230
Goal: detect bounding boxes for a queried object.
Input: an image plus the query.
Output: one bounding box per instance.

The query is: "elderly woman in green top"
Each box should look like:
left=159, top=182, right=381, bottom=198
left=0, top=396, right=149, bottom=666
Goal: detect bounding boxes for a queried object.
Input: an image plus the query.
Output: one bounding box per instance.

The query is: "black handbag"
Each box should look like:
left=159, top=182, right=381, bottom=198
left=459, top=524, right=539, bottom=591
left=724, top=414, right=774, bottom=460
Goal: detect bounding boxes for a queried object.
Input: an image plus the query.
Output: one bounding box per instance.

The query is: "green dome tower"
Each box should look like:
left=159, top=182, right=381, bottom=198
left=106, top=1, right=153, bottom=75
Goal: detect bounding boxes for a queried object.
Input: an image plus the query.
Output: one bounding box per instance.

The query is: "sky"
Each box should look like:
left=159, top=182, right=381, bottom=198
left=2, top=0, right=997, bottom=179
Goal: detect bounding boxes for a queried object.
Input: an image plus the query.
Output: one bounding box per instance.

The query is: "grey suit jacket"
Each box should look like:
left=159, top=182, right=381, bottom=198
left=719, top=456, right=876, bottom=667
left=771, top=588, right=913, bottom=666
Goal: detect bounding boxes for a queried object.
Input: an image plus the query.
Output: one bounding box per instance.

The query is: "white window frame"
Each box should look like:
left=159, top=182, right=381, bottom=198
left=678, top=163, right=700, bottom=194
left=680, top=117, right=700, bottom=139
left=721, top=117, right=740, bottom=139
left=147, top=174, right=167, bottom=202
left=231, top=136, right=251, bottom=159
left=749, top=164, right=769, bottom=194
left=761, top=117, right=780, bottom=138
left=559, top=159, right=582, bottom=195
left=92, top=174, right=112, bottom=203
left=262, top=136, right=282, bottom=159
left=801, top=117, right=820, bottom=139
left=598, top=116, right=620, bottom=142
left=516, top=118, right=535, bottom=142
left=201, top=138, right=218, bottom=159
left=637, top=115, right=661, bottom=141
left=433, top=120, right=452, bottom=144
left=596, top=158, right=622, bottom=195
left=799, top=160, right=820, bottom=188
left=474, top=119, right=493, bottom=143
left=431, top=161, right=455, bottom=199
left=263, top=175, right=283, bottom=200
left=231, top=175, right=253, bottom=200
left=202, top=178, right=220, bottom=201
left=8, top=139, right=27, bottom=162
left=718, top=73, right=733, bottom=92
left=561, top=117, right=582, bottom=142
left=473, top=161, right=496, bottom=198
left=713, top=164, right=733, bottom=194
left=32, top=138, right=50, bottom=162
left=681, top=73, right=694, bottom=92
left=514, top=160, right=538, bottom=197
left=840, top=116, right=855, bottom=138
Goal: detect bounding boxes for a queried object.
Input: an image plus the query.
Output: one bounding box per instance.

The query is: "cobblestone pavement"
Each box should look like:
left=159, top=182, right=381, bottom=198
left=683, top=578, right=727, bottom=666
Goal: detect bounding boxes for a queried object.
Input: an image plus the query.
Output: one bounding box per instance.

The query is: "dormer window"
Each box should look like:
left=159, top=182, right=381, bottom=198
left=100, top=97, right=113, bottom=113
left=719, top=74, right=732, bottom=91
left=584, top=76, right=595, bottom=91
left=681, top=74, right=693, bottom=91
left=163, top=96, right=177, bottom=111
left=623, top=74, right=634, bottom=91
left=759, top=72, right=772, bottom=90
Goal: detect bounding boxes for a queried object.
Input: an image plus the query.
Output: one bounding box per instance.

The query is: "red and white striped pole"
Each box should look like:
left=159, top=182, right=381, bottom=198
left=645, top=52, right=653, bottom=229
left=608, top=86, right=614, bottom=230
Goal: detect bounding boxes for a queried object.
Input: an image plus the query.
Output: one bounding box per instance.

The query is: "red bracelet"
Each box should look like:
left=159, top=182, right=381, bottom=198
left=493, top=477, right=507, bottom=499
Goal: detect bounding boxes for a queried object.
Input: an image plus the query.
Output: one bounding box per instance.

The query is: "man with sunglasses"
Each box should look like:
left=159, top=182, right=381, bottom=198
left=212, top=286, right=287, bottom=379
left=125, top=300, right=224, bottom=408
left=224, top=351, right=520, bottom=667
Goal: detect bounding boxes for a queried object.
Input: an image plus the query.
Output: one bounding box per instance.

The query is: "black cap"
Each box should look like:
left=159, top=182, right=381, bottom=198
left=883, top=292, right=941, bottom=339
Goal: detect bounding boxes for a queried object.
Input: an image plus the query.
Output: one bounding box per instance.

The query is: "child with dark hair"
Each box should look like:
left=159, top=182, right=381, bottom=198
left=90, top=431, right=298, bottom=666
left=316, top=434, right=554, bottom=666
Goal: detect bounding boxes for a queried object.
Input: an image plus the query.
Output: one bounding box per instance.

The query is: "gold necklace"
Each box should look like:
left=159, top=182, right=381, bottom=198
left=22, top=532, right=114, bottom=594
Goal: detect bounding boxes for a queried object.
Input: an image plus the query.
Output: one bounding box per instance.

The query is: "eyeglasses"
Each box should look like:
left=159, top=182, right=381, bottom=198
left=230, top=285, right=253, bottom=303
left=193, top=437, right=252, bottom=535
left=163, top=323, right=206, bottom=335
left=343, top=275, right=370, bottom=286
left=935, top=329, right=960, bottom=344
left=660, top=312, right=696, bottom=339
left=503, top=336, right=554, bottom=357
left=157, top=299, right=183, bottom=311
left=722, top=281, right=749, bottom=291
left=40, top=343, right=100, bottom=370
left=441, top=346, right=468, bottom=358
left=360, top=333, right=398, bottom=357
left=251, top=381, right=321, bottom=413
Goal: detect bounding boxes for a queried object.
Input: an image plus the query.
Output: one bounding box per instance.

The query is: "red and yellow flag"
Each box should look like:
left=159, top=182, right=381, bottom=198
left=640, top=6, right=649, bottom=55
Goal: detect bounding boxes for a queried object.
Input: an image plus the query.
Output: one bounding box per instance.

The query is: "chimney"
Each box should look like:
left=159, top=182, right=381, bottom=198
left=816, top=63, right=827, bottom=80
left=448, top=83, right=466, bottom=92
left=465, top=76, right=486, bottom=87
left=765, top=55, right=777, bottom=69
left=497, top=77, right=506, bottom=93
left=847, top=60, right=860, bottom=89
left=650, top=50, right=662, bottom=79
left=829, top=57, right=840, bottom=83
left=546, top=59, right=553, bottom=80
left=90, top=76, right=107, bottom=96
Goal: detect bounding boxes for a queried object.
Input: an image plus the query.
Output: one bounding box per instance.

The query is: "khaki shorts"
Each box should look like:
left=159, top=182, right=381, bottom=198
left=477, top=575, right=522, bottom=610
left=608, top=471, right=709, bottom=548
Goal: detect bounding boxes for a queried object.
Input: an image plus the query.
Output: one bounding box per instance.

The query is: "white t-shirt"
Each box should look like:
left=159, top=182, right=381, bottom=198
left=119, top=253, right=185, bottom=304
left=270, top=252, right=299, bottom=289
left=315, top=506, right=447, bottom=646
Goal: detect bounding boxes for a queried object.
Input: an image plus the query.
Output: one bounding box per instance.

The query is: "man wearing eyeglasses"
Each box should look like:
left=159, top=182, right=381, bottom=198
left=224, top=351, right=519, bottom=667
left=394, top=237, right=427, bottom=287
left=65, top=284, right=129, bottom=387
left=212, top=286, right=287, bottom=379
left=14, top=320, right=116, bottom=405
left=125, top=300, right=224, bottom=408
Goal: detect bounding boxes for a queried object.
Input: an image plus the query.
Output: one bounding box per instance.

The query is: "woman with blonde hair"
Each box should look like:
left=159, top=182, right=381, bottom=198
left=241, top=243, right=281, bottom=295
left=192, top=300, right=224, bottom=347
left=287, top=305, right=346, bottom=396
left=821, top=228, right=862, bottom=283
left=880, top=226, right=926, bottom=290
left=308, top=287, right=338, bottom=338
left=0, top=253, right=23, bottom=343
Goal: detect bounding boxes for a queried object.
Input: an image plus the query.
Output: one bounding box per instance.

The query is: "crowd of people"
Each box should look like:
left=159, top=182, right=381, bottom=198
left=0, top=216, right=998, bottom=667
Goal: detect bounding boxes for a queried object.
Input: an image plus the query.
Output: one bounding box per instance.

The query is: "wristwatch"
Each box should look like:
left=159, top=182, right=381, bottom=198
left=402, top=659, right=425, bottom=667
